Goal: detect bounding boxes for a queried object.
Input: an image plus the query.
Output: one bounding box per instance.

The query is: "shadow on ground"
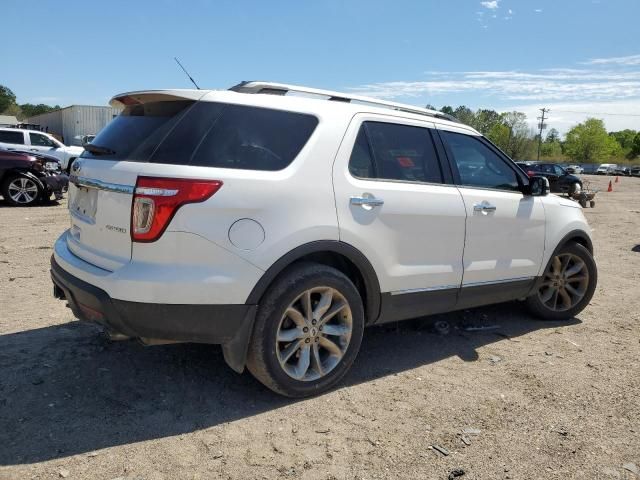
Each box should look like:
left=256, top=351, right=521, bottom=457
left=0, top=302, right=579, bottom=465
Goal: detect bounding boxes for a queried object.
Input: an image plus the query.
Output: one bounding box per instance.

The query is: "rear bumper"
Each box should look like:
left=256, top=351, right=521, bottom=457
left=51, top=256, right=257, bottom=372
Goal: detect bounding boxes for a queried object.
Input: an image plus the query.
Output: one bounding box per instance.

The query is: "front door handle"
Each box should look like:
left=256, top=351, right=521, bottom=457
left=473, top=201, right=497, bottom=212
left=350, top=194, right=384, bottom=208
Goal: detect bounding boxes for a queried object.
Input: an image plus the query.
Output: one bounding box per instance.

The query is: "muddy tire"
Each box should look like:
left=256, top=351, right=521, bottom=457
left=246, top=262, right=364, bottom=398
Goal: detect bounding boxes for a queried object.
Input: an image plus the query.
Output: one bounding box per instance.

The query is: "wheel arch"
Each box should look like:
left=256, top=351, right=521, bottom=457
left=555, top=229, right=593, bottom=256
left=246, top=240, right=381, bottom=324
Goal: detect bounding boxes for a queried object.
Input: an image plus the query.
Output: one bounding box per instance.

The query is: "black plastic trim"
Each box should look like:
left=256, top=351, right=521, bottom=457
left=50, top=256, right=256, bottom=372
left=554, top=229, right=594, bottom=255
left=377, top=288, right=458, bottom=324
left=245, top=240, right=381, bottom=324
left=456, top=278, right=537, bottom=310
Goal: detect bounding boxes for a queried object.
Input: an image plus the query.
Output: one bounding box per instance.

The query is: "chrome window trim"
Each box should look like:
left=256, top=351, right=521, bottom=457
left=70, top=175, right=134, bottom=195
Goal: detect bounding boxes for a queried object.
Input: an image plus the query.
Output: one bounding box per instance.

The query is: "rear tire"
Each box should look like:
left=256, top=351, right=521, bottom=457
left=526, top=242, right=597, bottom=321
left=246, top=262, right=364, bottom=398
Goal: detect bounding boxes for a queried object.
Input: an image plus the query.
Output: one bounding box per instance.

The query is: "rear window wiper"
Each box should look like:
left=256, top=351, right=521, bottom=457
left=84, top=143, right=116, bottom=156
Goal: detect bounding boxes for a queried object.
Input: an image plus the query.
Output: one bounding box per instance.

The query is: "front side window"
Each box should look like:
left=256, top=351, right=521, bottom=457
left=0, top=130, right=25, bottom=145
left=29, top=133, right=56, bottom=147
left=348, top=122, right=443, bottom=183
left=441, top=131, right=520, bottom=192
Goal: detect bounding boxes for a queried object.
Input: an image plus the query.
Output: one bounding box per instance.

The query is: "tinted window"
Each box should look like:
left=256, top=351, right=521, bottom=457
left=152, top=103, right=318, bottom=171
left=348, top=127, right=375, bottom=178
left=349, top=122, right=443, bottom=183
left=0, top=130, right=25, bottom=145
left=81, top=101, right=195, bottom=161
left=30, top=133, right=56, bottom=147
left=442, top=131, right=520, bottom=191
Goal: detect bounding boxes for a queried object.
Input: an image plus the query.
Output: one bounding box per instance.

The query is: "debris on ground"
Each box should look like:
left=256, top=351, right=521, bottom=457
left=431, top=444, right=450, bottom=456
left=462, top=428, right=482, bottom=436
left=623, top=463, right=639, bottom=475
left=448, top=468, right=466, bottom=479
left=462, top=324, right=501, bottom=332
left=58, top=469, right=70, bottom=478
left=460, top=436, right=472, bottom=446
left=433, top=320, right=450, bottom=335
left=489, top=355, right=502, bottom=365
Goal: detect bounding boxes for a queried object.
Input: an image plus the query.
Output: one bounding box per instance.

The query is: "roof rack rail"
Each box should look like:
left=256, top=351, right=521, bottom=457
left=229, top=81, right=460, bottom=123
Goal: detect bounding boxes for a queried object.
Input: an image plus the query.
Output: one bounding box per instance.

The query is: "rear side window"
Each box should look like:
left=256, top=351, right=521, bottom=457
left=441, top=130, right=520, bottom=192
left=82, top=100, right=318, bottom=171
left=348, top=122, right=443, bottom=183
left=81, top=101, right=194, bottom=161
left=0, top=130, right=25, bottom=145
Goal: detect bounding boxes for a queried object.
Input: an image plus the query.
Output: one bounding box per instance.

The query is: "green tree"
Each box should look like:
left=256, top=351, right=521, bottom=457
left=0, top=85, right=16, bottom=113
left=439, top=105, right=455, bottom=116
left=608, top=129, right=637, bottom=149
left=501, top=111, right=530, bottom=159
left=20, top=103, right=60, bottom=118
left=564, top=118, right=618, bottom=163
left=545, top=128, right=560, bottom=143
left=473, top=109, right=502, bottom=136
left=629, top=132, right=640, bottom=159
left=453, top=105, right=475, bottom=126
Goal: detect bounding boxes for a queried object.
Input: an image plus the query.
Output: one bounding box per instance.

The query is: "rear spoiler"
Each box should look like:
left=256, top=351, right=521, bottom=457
left=109, top=89, right=210, bottom=108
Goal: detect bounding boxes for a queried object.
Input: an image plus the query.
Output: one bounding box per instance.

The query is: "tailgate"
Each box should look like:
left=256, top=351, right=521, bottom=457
left=67, top=160, right=137, bottom=271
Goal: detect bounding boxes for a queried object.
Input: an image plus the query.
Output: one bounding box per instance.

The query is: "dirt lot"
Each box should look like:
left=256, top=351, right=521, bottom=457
left=1, top=175, right=638, bottom=480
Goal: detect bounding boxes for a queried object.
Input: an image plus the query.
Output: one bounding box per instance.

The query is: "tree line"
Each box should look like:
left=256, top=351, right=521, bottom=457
left=0, top=85, right=60, bottom=120
left=428, top=105, right=640, bottom=164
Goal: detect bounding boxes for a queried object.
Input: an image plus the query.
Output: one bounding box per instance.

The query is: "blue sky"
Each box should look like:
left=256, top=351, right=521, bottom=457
left=4, top=0, right=640, bottom=133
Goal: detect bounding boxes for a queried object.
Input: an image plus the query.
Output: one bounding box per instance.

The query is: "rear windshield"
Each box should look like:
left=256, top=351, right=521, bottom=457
left=81, top=100, right=318, bottom=171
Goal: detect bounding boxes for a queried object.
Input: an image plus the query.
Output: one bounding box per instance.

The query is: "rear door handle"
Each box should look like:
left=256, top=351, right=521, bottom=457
left=350, top=195, right=384, bottom=208
left=473, top=201, right=497, bottom=212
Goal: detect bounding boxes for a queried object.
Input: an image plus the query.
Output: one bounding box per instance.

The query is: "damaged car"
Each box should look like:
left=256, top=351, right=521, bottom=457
left=0, top=148, right=69, bottom=206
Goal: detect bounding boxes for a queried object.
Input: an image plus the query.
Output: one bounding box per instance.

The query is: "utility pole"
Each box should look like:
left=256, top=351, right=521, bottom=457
left=537, top=108, right=549, bottom=161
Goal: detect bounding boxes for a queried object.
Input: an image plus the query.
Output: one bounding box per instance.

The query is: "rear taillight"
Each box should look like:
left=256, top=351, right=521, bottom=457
left=131, top=177, right=222, bottom=242
left=527, top=170, right=535, bottom=177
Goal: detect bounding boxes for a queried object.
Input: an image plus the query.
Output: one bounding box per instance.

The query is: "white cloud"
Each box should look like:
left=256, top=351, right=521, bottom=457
left=534, top=8, right=543, bottom=12
left=583, top=54, right=640, bottom=66
left=480, top=0, right=499, bottom=9
left=346, top=56, right=640, bottom=133
left=508, top=8, right=513, bottom=14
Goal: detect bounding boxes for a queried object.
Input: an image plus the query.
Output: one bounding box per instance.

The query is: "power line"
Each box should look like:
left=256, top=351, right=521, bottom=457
left=552, top=109, right=640, bottom=117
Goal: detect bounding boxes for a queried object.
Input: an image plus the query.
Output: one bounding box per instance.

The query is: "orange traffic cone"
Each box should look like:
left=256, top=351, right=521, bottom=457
left=615, top=175, right=619, bottom=183
left=607, top=180, right=613, bottom=192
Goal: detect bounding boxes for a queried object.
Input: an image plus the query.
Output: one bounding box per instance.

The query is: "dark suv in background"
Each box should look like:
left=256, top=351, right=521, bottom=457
left=516, top=162, right=582, bottom=195
left=0, top=148, right=68, bottom=206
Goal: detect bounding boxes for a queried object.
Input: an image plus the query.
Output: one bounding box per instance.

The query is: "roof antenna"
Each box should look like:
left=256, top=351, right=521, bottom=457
left=174, top=57, right=200, bottom=90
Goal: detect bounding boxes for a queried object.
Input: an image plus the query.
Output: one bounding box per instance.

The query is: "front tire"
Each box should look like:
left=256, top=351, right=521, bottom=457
left=1, top=175, right=42, bottom=206
left=526, top=242, right=597, bottom=320
left=246, top=262, right=365, bottom=398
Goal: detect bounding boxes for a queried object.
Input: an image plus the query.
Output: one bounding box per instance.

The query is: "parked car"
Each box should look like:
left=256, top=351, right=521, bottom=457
left=0, top=147, right=69, bottom=206
left=614, top=166, right=631, bottom=176
left=0, top=127, right=83, bottom=172
left=580, top=164, right=599, bottom=175
left=596, top=163, right=617, bottom=175
left=50, top=82, right=598, bottom=397
left=515, top=162, right=582, bottom=195
left=631, top=166, right=640, bottom=177
left=566, top=165, right=584, bottom=174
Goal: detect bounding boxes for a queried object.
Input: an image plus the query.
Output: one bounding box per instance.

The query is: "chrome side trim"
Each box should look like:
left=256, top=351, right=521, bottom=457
left=390, top=284, right=459, bottom=296
left=462, top=276, right=534, bottom=288
left=70, top=175, right=134, bottom=194
left=389, top=276, right=535, bottom=296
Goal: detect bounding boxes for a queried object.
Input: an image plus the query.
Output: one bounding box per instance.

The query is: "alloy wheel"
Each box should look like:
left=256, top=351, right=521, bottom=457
left=8, top=177, right=39, bottom=204
left=276, top=287, right=352, bottom=381
left=538, top=253, right=589, bottom=311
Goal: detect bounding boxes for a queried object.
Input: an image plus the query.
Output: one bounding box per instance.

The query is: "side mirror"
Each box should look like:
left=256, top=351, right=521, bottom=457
left=527, top=176, right=550, bottom=196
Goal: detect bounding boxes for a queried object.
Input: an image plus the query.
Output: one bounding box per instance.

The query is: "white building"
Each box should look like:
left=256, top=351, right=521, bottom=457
left=27, top=105, right=122, bottom=146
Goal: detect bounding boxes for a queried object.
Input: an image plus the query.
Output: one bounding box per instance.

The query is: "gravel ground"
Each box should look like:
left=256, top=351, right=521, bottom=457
left=0, top=175, right=638, bottom=480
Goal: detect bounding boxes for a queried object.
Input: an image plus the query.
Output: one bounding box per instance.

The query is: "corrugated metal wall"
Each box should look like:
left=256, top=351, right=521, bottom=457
left=27, top=105, right=122, bottom=146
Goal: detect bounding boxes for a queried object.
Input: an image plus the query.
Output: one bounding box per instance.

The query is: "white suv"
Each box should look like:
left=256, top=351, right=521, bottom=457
left=51, top=82, right=597, bottom=397
left=0, top=127, right=83, bottom=171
